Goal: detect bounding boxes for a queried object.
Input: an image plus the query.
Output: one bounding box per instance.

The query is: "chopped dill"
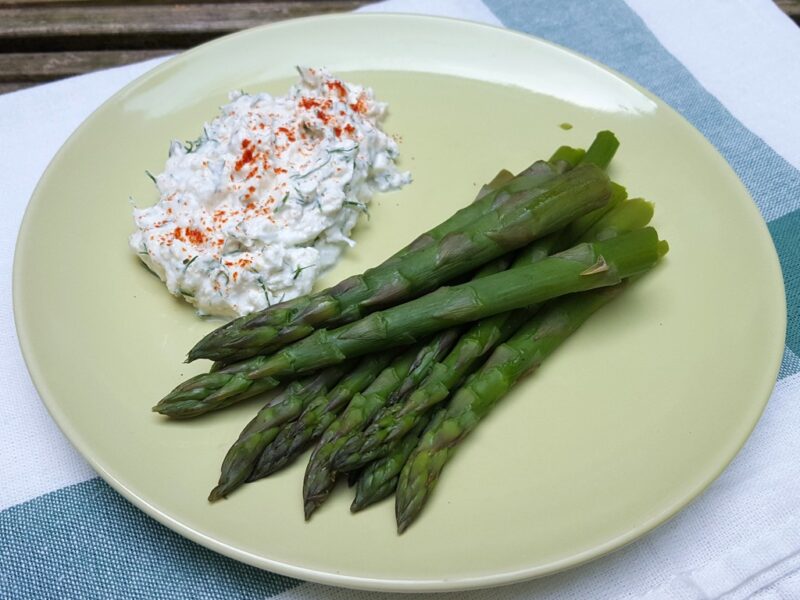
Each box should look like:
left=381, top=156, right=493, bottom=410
left=144, top=169, right=157, bottom=185
left=182, top=255, right=198, bottom=270
left=274, top=192, right=290, bottom=213
left=343, top=200, right=370, bottom=219
left=139, top=262, right=159, bottom=279
left=327, top=144, right=359, bottom=155
left=183, top=133, right=206, bottom=154
left=292, top=156, right=330, bottom=180
left=293, top=264, right=315, bottom=280
left=257, top=276, right=270, bottom=306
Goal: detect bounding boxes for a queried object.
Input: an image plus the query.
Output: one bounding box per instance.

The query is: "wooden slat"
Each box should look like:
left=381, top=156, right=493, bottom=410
left=0, top=1, right=373, bottom=92
left=0, top=50, right=173, bottom=82
left=0, top=2, right=369, bottom=38
left=775, top=0, right=800, bottom=24
left=0, top=0, right=347, bottom=5
left=1, top=0, right=795, bottom=96
left=0, top=82, right=28, bottom=93
left=0, top=1, right=372, bottom=51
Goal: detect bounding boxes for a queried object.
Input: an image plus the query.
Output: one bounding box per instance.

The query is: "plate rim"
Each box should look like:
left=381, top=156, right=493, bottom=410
left=12, top=11, right=787, bottom=592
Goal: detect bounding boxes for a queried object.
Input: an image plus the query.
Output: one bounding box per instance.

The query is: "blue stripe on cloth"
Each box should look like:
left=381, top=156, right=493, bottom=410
left=0, top=478, right=300, bottom=599
left=770, top=209, right=800, bottom=357
left=781, top=348, right=800, bottom=380
left=485, top=0, right=800, bottom=379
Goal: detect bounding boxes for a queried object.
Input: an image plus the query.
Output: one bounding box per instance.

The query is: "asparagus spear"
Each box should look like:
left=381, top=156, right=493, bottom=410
left=380, top=253, right=512, bottom=408
left=207, top=365, right=346, bottom=502
left=395, top=284, right=630, bottom=533
left=155, top=227, right=664, bottom=416
left=351, top=410, right=444, bottom=512
left=247, top=228, right=664, bottom=378
left=301, top=329, right=459, bottom=518
left=247, top=352, right=396, bottom=479
left=474, top=169, right=515, bottom=202
left=301, top=348, right=420, bottom=519
left=152, top=369, right=280, bottom=419
left=548, top=145, right=587, bottom=169
left=253, top=328, right=457, bottom=488
left=187, top=161, right=611, bottom=363
left=331, top=197, right=650, bottom=472
left=247, top=187, right=517, bottom=479
left=581, top=130, right=620, bottom=169
left=331, top=309, right=529, bottom=472
left=191, top=145, right=587, bottom=368
left=298, top=327, right=461, bottom=510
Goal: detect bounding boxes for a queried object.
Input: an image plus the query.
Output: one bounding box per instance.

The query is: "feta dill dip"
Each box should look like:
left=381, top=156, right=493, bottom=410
left=130, top=67, right=410, bottom=317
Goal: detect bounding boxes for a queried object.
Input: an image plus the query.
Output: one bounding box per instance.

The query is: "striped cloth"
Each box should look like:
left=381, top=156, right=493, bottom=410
left=2, top=1, right=799, bottom=598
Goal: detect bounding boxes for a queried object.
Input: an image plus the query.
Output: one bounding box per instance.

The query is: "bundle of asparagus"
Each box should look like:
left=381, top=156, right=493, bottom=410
left=153, top=132, right=669, bottom=533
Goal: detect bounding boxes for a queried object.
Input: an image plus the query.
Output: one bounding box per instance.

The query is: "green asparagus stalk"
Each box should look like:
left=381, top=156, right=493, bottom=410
left=251, top=328, right=457, bottom=486
left=331, top=309, right=529, bottom=472
left=298, top=327, right=462, bottom=509
left=331, top=197, right=650, bottom=472
left=548, top=145, right=587, bottom=168
left=556, top=182, right=627, bottom=244
left=302, top=348, right=420, bottom=519
left=247, top=352, right=396, bottom=480
left=156, top=227, right=664, bottom=416
left=395, top=284, right=629, bottom=533
left=381, top=254, right=512, bottom=408
left=246, top=189, right=517, bottom=480
left=207, top=365, right=346, bottom=502
left=193, top=145, right=589, bottom=369
left=582, top=197, right=654, bottom=241
left=351, top=409, right=444, bottom=512
left=246, top=228, right=665, bottom=380
left=581, top=131, right=620, bottom=169
left=152, top=369, right=280, bottom=419
left=154, top=213, right=665, bottom=424
left=187, top=161, right=611, bottom=363
left=474, top=169, right=515, bottom=202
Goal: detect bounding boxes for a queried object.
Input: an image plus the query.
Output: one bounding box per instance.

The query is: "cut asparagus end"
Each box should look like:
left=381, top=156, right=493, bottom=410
left=548, top=145, right=586, bottom=168
left=581, top=131, right=620, bottom=169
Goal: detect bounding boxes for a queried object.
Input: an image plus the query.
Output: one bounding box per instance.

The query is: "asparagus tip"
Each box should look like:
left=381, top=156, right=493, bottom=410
left=396, top=515, right=412, bottom=535
left=395, top=500, right=415, bottom=534
left=207, top=486, right=226, bottom=503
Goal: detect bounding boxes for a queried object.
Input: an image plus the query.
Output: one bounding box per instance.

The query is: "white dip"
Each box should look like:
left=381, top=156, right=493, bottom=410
left=130, top=67, right=410, bottom=317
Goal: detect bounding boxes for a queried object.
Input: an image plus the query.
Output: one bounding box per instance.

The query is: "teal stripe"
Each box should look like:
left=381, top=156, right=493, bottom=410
left=781, top=348, right=800, bottom=380
left=0, top=479, right=300, bottom=599
left=770, top=209, right=800, bottom=357
left=485, top=0, right=800, bottom=378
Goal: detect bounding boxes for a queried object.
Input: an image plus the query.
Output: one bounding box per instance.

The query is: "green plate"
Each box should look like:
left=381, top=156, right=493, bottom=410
left=13, top=14, right=786, bottom=592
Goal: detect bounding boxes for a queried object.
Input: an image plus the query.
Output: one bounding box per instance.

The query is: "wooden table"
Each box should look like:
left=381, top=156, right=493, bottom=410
left=1, top=0, right=798, bottom=95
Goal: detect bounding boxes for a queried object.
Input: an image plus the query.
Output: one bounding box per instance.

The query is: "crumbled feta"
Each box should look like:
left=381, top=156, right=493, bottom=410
left=130, top=67, right=410, bottom=317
